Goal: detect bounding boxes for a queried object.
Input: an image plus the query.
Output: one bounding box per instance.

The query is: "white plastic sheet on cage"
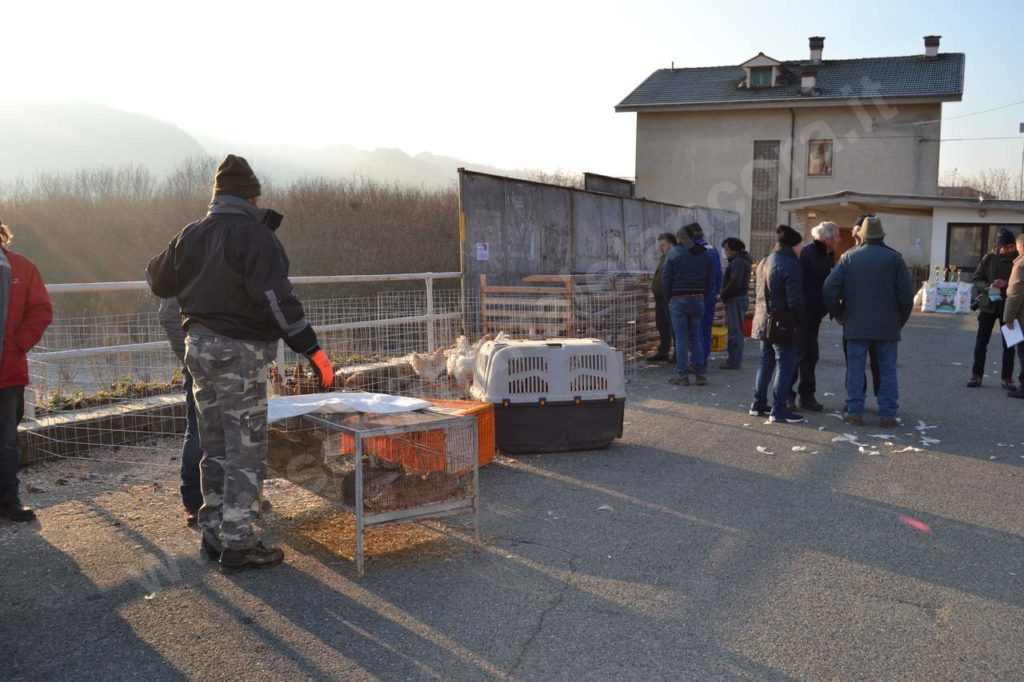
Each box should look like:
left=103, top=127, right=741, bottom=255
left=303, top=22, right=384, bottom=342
left=267, top=393, right=431, bottom=422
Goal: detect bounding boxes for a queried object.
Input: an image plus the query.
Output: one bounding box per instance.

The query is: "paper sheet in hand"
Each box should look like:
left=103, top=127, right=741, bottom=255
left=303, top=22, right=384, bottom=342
left=268, top=392, right=431, bottom=422
left=1002, top=324, right=1024, bottom=348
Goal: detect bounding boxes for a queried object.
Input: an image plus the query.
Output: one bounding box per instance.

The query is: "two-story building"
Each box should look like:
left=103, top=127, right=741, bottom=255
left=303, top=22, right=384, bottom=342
left=616, top=36, right=966, bottom=262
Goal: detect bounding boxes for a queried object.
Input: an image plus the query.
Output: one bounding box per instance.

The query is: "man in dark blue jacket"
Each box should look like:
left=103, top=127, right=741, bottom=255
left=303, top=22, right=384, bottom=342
left=662, top=224, right=714, bottom=385
left=158, top=297, right=203, bottom=527
left=751, top=225, right=805, bottom=423
left=823, top=216, right=914, bottom=427
left=684, top=223, right=724, bottom=367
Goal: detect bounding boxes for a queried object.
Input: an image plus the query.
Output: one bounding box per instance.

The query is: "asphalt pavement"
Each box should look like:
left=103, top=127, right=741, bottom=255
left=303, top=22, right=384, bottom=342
left=1, top=311, right=1022, bottom=680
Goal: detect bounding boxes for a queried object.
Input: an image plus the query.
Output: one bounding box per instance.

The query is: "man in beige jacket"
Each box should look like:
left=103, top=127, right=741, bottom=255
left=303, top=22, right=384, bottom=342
left=1003, top=232, right=1024, bottom=399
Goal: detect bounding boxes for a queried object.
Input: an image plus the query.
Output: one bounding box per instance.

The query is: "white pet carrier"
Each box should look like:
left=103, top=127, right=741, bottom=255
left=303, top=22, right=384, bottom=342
left=469, top=338, right=625, bottom=453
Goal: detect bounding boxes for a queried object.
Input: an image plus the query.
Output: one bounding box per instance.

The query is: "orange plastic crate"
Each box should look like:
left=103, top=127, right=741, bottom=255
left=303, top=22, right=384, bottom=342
left=337, top=399, right=495, bottom=472
left=423, top=398, right=496, bottom=467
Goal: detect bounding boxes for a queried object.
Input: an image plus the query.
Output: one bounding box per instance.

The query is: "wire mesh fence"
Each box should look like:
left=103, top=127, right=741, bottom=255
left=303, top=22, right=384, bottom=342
left=24, top=283, right=643, bottom=467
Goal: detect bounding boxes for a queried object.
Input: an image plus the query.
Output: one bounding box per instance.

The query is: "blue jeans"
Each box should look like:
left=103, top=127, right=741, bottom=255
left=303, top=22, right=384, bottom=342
left=180, top=367, right=204, bottom=510
left=702, top=293, right=717, bottom=364
left=846, top=340, right=899, bottom=418
left=754, top=341, right=798, bottom=411
left=669, top=296, right=706, bottom=376
left=0, top=387, right=25, bottom=505
left=724, top=296, right=747, bottom=366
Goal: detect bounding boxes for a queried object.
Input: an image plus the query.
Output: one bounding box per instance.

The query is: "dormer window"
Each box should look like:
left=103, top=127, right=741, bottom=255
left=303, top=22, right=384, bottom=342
left=750, top=68, right=773, bottom=87
left=739, top=52, right=783, bottom=89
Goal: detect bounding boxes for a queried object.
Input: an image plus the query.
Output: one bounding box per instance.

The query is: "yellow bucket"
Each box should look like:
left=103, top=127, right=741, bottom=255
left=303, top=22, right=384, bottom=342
left=711, top=325, right=727, bottom=352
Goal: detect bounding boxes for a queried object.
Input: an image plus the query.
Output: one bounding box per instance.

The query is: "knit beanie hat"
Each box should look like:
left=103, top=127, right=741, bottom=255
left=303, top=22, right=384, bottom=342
left=682, top=222, right=704, bottom=242
left=996, top=228, right=1015, bottom=247
left=213, top=154, right=261, bottom=198
left=861, top=216, right=885, bottom=240
left=776, top=224, right=802, bottom=247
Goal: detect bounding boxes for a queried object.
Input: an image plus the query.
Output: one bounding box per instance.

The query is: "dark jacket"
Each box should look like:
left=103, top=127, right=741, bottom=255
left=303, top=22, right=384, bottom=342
left=971, top=249, right=1018, bottom=315
left=661, top=243, right=714, bottom=298
left=146, top=195, right=319, bottom=355
left=752, top=245, right=803, bottom=342
left=0, top=249, right=53, bottom=388
left=652, top=252, right=667, bottom=299
left=800, top=240, right=835, bottom=319
left=823, top=240, right=914, bottom=342
left=158, top=297, right=187, bottom=362
left=697, top=240, right=724, bottom=296
left=720, top=251, right=752, bottom=301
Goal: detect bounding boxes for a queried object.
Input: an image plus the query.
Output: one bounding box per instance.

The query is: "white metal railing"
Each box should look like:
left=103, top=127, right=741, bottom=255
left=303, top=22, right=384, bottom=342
left=30, top=273, right=463, bottom=416
left=40, top=272, right=461, bottom=355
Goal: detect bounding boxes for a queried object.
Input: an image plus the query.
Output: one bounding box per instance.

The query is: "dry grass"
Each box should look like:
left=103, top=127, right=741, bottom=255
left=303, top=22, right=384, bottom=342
left=0, top=157, right=459, bottom=316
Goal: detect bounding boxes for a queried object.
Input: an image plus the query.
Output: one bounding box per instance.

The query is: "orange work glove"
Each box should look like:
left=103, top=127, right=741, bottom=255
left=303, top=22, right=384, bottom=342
left=307, top=348, right=335, bottom=389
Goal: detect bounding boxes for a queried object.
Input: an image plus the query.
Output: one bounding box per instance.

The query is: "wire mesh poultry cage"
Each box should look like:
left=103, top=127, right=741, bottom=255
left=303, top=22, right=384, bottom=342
left=268, top=408, right=479, bottom=575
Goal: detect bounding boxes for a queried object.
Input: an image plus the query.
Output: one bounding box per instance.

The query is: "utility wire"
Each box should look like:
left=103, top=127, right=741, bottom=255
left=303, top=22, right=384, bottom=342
left=825, top=135, right=1020, bottom=141
left=887, top=99, right=1024, bottom=127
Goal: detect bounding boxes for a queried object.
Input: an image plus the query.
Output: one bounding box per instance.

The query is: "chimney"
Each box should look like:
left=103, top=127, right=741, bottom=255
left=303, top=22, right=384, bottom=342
left=801, top=66, right=818, bottom=96
left=924, top=35, right=941, bottom=58
left=809, top=36, right=825, bottom=64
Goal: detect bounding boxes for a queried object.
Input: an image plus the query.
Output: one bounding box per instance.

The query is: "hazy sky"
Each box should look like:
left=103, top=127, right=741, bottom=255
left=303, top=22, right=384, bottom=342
left=6, top=0, right=1023, bottom=177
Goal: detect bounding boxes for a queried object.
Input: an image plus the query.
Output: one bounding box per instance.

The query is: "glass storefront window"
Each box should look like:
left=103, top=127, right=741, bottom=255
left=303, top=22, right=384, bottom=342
left=947, top=225, right=983, bottom=271
left=947, top=223, right=1024, bottom=271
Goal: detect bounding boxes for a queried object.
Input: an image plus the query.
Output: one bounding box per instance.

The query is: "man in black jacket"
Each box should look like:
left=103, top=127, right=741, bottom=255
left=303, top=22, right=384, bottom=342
left=147, top=154, right=334, bottom=574
left=719, top=238, right=752, bottom=369
left=967, top=228, right=1018, bottom=389
left=791, top=221, right=840, bottom=411
left=648, top=233, right=678, bottom=362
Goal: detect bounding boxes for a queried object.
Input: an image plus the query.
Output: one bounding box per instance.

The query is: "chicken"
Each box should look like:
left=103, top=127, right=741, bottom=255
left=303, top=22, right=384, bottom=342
left=446, top=333, right=495, bottom=391
left=445, top=336, right=472, bottom=379
left=409, top=347, right=446, bottom=381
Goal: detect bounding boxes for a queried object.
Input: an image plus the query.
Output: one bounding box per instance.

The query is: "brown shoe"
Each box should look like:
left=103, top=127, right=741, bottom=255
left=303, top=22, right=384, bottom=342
left=799, top=397, right=824, bottom=412
left=879, top=417, right=899, bottom=428
left=843, top=414, right=864, bottom=427
left=184, top=506, right=199, bottom=527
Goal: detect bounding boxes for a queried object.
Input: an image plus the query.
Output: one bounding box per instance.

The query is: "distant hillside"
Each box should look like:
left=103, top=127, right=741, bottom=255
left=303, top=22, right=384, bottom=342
left=0, top=102, right=207, bottom=180
left=0, top=102, right=580, bottom=188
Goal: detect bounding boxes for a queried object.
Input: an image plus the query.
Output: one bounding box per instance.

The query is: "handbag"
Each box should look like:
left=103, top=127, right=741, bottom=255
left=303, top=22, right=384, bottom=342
left=763, top=265, right=797, bottom=344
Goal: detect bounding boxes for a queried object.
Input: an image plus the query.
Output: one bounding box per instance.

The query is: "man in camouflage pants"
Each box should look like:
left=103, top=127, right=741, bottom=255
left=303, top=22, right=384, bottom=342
left=147, top=155, right=334, bottom=573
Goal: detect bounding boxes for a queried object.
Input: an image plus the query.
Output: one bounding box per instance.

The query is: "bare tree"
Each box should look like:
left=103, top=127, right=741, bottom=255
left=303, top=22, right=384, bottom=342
left=940, top=167, right=1022, bottom=200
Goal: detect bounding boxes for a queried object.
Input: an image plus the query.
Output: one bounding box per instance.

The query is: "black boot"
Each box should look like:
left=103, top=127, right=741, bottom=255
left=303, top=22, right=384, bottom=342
left=184, top=506, right=200, bottom=528
left=0, top=503, right=36, bottom=523
left=220, top=542, right=285, bottom=574
left=200, top=531, right=222, bottom=561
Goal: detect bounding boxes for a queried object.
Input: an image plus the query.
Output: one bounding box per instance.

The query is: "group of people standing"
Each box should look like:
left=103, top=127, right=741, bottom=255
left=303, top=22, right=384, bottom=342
left=651, top=215, right=915, bottom=427
left=650, top=223, right=757, bottom=383
left=650, top=223, right=724, bottom=385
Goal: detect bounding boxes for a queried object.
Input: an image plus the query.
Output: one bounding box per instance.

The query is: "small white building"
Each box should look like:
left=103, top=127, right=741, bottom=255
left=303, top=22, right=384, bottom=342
left=617, top=35, right=965, bottom=262
left=778, top=190, right=1024, bottom=276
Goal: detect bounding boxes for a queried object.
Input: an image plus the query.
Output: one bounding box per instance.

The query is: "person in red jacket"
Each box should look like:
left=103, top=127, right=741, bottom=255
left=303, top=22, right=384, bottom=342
left=0, top=218, right=53, bottom=522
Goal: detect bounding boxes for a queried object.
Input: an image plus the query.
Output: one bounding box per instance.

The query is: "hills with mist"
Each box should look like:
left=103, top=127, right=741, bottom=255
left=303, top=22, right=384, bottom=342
left=0, top=102, right=532, bottom=188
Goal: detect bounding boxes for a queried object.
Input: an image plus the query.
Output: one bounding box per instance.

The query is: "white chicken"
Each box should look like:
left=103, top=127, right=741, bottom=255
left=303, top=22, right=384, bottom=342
left=446, top=333, right=497, bottom=391
left=409, top=347, right=446, bottom=381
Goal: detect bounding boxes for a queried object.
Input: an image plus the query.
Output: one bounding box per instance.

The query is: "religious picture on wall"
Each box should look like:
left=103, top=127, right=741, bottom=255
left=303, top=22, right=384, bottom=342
left=808, top=139, right=833, bottom=176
